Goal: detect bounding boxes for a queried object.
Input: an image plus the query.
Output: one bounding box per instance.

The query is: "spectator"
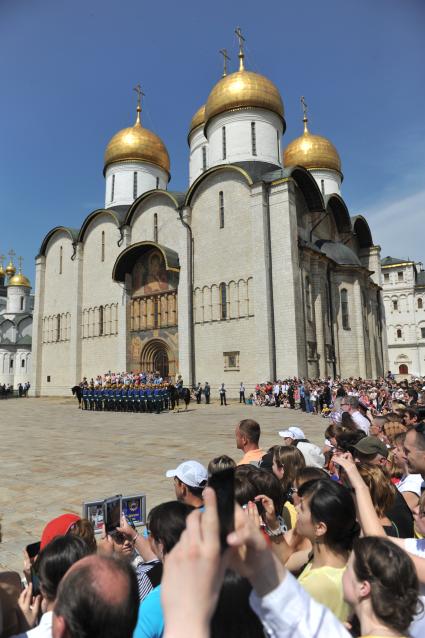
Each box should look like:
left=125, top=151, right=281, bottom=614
left=52, top=555, right=139, bottom=638
left=207, top=455, right=236, bottom=478
left=340, top=396, right=370, bottom=434
left=13, top=535, right=93, bottom=638
left=133, top=501, right=194, bottom=638
left=235, top=419, right=264, bottom=466
left=166, top=460, right=208, bottom=508
left=278, top=427, right=306, bottom=446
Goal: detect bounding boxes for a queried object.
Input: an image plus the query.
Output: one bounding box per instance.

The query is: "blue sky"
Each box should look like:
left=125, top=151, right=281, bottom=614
left=1, top=0, right=424, bottom=283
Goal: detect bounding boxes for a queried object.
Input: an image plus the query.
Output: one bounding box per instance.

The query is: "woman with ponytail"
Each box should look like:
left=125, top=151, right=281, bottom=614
left=295, top=478, right=360, bottom=621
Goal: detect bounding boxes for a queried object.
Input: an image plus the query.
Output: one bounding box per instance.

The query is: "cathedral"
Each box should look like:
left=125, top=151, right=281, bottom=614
left=32, top=33, right=387, bottom=396
left=0, top=255, right=33, bottom=387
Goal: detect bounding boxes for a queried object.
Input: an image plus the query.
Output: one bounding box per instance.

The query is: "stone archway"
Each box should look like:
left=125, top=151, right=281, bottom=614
left=140, top=339, right=176, bottom=380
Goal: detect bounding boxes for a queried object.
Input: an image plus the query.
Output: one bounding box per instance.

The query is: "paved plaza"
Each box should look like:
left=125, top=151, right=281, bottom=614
left=0, top=397, right=325, bottom=572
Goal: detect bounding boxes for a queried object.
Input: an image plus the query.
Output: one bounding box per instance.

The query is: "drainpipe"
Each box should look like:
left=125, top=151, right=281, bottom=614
left=327, top=265, right=337, bottom=378
left=264, top=183, right=276, bottom=380
left=178, top=209, right=195, bottom=386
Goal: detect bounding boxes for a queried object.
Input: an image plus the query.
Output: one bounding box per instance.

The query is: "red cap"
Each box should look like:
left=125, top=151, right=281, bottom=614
left=40, top=514, right=81, bottom=550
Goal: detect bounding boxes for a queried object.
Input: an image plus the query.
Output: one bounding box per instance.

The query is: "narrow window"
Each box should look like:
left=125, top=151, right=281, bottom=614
left=202, top=146, right=207, bottom=171
left=276, top=130, right=280, bottom=159
left=133, top=172, right=138, bottom=199
left=341, top=289, right=349, bottom=329
left=101, top=231, right=105, bottom=262
left=222, top=126, right=226, bottom=160
left=56, top=315, right=61, bottom=342
left=398, top=271, right=404, bottom=282
left=251, top=122, right=257, bottom=156
left=392, top=299, right=398, bottom=311
left=384, top=273, right=389, bottom=282
left=305, top=276, right=312, bottom=322
left=418, top=298, right=423, bottom=309
left=421, top=327, right=425, bottom=339
left=10, top=358, right=13, bottom=369
left=59, top=246, right=63, bottom=275
left=111, top=174, right=115, bottom=201
left=156, top=176, right=160, bottom=189
left=219, top=191, right=224, bottom=229
left=397, top=328, right=402, bottom=339
left=21, top=359, right=25, bottom=368
left=219, top=282, right=227, bottom=320
left=99, top=305, right=104, bottom=336
left=320, top=179, right=325, bottom=196
left=153, top=298, right=159, bottom=328
left=154, top=213, right=158, bottom=243
left=20, top=296, right=24, bottom=310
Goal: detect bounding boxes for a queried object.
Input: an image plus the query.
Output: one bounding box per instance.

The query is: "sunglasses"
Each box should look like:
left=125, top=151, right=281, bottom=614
left=110, top=531, right=134, bottom=545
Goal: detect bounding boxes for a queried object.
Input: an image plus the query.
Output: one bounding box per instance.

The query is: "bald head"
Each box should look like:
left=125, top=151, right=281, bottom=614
left=53, top=555, right=139, bottom=638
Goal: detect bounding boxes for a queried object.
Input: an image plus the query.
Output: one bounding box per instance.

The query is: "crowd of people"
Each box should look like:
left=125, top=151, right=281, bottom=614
left=4, top=376, right=425, bottom=637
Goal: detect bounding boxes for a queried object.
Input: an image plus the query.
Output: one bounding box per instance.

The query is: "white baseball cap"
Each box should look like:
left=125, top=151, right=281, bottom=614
left=278, top=426, right=305, bottom=440
left=297, top=442, right=325, bottom=469
left=166, top=460, right=208, bottom=488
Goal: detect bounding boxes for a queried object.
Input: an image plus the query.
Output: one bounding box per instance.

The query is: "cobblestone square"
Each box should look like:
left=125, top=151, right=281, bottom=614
left=0, top=397, right=325, bottom=572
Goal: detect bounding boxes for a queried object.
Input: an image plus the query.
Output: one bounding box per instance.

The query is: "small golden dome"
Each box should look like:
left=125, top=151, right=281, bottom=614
left=205, top=69, right=284, bottom=125
left=104, top=107, right=170, bottom=176
left=283, top=119, right=341, bottom=173
left=8, top=272, right=31, bottom=287
left=188, top=104, right=206, bottom=136
left=5, top=260, right=16, bottom=278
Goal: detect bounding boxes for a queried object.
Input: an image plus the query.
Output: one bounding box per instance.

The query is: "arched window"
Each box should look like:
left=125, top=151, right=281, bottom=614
left=276, top=130, right=280, bottom=159
left=321, top=179, right=325, bottom=195
left=399, top=364, right=408, bottom=374
left=101, top=231, right=105, bottom=262
left=397, top=328, right=402, bottom=339
left=99, top=305, right=104, bottom=336
left=111, top=174, right=115, bottom=201
left=341, top=289, right=349, bottom=330
left=154, top=213, right=158, bottom=243
left=156, top=176, right=159, bottom=189
left=418, top=298, right=423, bottom=309
left=133, top=172, right=138, bottom=199
left=251, top=122, right=257, bottom=156
left=20, top=296, right=24, bottom=311
left=392, top=299, right=398, bottom=311
left=219, top=282, right=227, bottom=320
left=305, top=276, right=312, bottom=322
left=219, top=191, right=224, bottom=229
left=56, top=315, right=61, bottom=342
left=202, top=146, right=207, bottom=171
left=222, top=126, right=226, bottom=160
left=59, top=246, right=63, bottom=275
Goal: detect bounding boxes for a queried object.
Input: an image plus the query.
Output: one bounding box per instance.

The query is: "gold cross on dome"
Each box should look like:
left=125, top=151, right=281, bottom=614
left=8, top=249, right=16, bottom=261
left=133, top=84, right=145, bottom=124
left=18, top=256, right=23, bottom=272
left=234, top=26, right=246, bottom=70
left=301, top=96, right=309, bottom=132
left=219, top=48, right=231, bottom=77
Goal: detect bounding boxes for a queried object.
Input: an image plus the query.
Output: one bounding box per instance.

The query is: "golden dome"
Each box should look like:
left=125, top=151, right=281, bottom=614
left=188, top=104, right=206, bottom=136
left=283, top=119, right=341, bottom=173
left=104, top=106, right=170, bottom=176
left=5, top=260, right=16, bottom=277
left=205, top=68, right=284, bottom=125
left=8, top=272, right=31, bottom=287
left=0, top=263, right=5, bottom=277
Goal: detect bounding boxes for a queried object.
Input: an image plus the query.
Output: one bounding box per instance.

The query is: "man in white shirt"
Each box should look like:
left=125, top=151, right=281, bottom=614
left=340, top=396, right=370, bottom=434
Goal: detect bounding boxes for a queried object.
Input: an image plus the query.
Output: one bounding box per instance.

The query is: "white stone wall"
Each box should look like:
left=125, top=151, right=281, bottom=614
left=382, top=263, right=425, bottom=376
left=206, top=109, right=283, bottom=168
left=189, top=126, right=208, bottom=185
left=105, top=161, right=168, bottom=208
left=80, top=214, right=126, bottom=378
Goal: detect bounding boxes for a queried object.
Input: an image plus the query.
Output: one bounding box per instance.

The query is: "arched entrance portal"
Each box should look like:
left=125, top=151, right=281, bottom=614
left=399, top=364, right=409, bottom=375
left=141, top=339, right=175, bottom=380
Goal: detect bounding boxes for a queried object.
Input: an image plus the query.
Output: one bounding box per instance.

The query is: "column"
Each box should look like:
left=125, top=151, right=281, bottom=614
left=176, top=206, right=193, bottom=383
left=353, top=280, right=367, bottom=378
left=30, top=255, right=46, bottom=396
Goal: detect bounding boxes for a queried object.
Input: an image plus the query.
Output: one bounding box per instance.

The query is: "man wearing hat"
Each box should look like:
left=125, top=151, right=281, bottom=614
left=166, top=460, right=208, bottom=508
left=351, top=436, right=389, bottom=466
left=278, top=426, right=307, bottom=446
